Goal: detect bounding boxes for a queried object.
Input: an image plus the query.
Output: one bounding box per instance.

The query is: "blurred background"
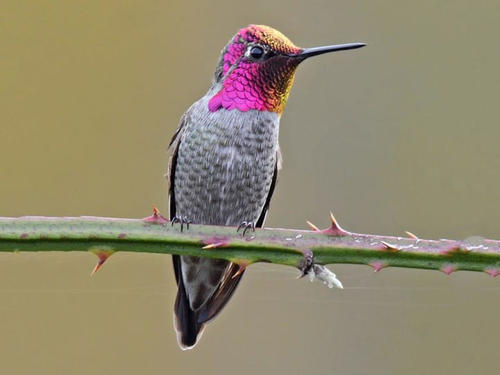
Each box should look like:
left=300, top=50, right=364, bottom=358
left=1, top=0, right=499, bottom=374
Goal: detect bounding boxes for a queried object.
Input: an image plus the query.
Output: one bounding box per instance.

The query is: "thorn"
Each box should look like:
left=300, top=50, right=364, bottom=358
left=306, top=221, right=320, bottom=232
left=440, top=264, right=457, bottom=275
left=484, top=268, right=500, bottom=278
left=201, top=236, right=231, bottom=250
left=89, top=249, right=115, bottom=276
left=202, top=243, right=229, bottom=250
left=91, top=262, right=104, bottom=276
left=439, top=244, right=462, bottom=255
left=308, top=212, right=350, bottom=236
left=232, top=264, right=247, bottom=279
left=143, top=206, right=168, bottom=224
left=202, top=241, right=230, bottom=249
left=369, top=261, right=387, bottom=272
left=327, top=211, right=349, bottom=236
left=380, top=241, right=400, bottom=253
left=405, top=231, right=419, bottom=240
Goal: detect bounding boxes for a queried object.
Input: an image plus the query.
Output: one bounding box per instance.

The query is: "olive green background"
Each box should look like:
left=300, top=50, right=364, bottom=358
left=1, top=1, right=499, bottom=374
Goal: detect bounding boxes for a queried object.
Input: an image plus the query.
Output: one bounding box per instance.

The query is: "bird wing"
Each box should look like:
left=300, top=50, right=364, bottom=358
left=167, top=110, right=189, bottom=221
left=256, top=146, right=281, bottom=227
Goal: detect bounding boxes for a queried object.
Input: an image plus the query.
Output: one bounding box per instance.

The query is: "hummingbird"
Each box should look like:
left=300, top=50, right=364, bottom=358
left=167, top=24, right=364, bottom=350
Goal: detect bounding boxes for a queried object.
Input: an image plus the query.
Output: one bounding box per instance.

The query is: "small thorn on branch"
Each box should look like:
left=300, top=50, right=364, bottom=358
left=202, top=243, right=218, bottom=250
left=380, top=241, right=400, bottom=253
left=405, top=231, right=419, bottom=240
left=202, top=243, right=229, bottom=250
left=327, top=211, right=350, bottom=236
left=484, top=268, right=500, bottom=278
left=202, top=236, right=231, bottom=250
left=89, top=249, right=115, bottom=276
left=440, top=264, right=457, bottom=275
left=143, top=207, right=168, bottom=225
left=307, top=212, right=350, bottom=236
left=306, top=221, right=320, bottom=232
left=439, top=244, right=462, bottom=255
left=369, top=261, right=387, bottom=272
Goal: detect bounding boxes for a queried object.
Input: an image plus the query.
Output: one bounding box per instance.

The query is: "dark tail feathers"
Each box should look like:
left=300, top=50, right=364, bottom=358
left=172, top=255, right=244, bottom=350
left=173, top=274, right=205, bottom=350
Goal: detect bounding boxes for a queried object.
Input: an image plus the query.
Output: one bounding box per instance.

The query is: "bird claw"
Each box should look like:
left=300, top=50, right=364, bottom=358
left=171, top=216, right=192, bottom=232
left=237, top=221, right=255, bottom=236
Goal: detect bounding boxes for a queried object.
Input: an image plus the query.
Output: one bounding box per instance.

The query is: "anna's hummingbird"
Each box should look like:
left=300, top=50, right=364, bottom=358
left=167, top=24, right=364, bottom=349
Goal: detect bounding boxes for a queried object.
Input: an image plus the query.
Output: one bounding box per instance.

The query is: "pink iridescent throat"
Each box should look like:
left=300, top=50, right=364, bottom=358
left=208, top=61, right=272, bottom=113
left=208, top=30, right=300, bottom=114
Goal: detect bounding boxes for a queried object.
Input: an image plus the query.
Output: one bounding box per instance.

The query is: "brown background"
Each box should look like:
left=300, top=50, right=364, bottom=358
left=1, top=0, right=499, bottom=374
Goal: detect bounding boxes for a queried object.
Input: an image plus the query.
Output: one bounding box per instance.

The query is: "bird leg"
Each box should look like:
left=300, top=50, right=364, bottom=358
left=171, top=216, right=192, bottom=232
left=237, top=221, right=256, bottom=236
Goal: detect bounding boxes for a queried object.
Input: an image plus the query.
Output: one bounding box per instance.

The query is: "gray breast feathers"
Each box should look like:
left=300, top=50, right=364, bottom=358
left=170, top=97, right=281, bottom=226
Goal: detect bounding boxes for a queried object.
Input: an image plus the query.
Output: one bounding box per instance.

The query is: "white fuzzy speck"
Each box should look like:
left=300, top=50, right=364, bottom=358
left=306, top=265, right=343, bottom=289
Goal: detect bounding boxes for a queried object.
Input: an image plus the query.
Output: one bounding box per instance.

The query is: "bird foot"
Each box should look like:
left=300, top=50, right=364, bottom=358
left=171, top=216, right=192, bottom=232
left=237, top=221, right=255, bottom=236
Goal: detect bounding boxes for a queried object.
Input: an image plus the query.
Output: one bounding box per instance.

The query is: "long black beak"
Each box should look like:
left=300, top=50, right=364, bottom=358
left=290, top=42, right=366, bottom=60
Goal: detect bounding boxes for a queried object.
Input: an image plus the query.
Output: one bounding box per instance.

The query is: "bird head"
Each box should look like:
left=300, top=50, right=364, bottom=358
left=208, top=25, right=364, bottom=114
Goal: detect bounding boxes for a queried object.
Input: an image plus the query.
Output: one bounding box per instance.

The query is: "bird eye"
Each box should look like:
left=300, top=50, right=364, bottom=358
left=250, top=46, right=264, bottom=59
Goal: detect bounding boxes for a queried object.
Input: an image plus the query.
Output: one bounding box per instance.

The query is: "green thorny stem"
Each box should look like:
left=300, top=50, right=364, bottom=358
left=0, top=210, right=499, bottom=285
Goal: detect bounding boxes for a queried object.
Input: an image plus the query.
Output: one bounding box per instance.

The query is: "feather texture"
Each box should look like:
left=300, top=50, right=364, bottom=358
left=168, top=93, right=280, bottom=349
